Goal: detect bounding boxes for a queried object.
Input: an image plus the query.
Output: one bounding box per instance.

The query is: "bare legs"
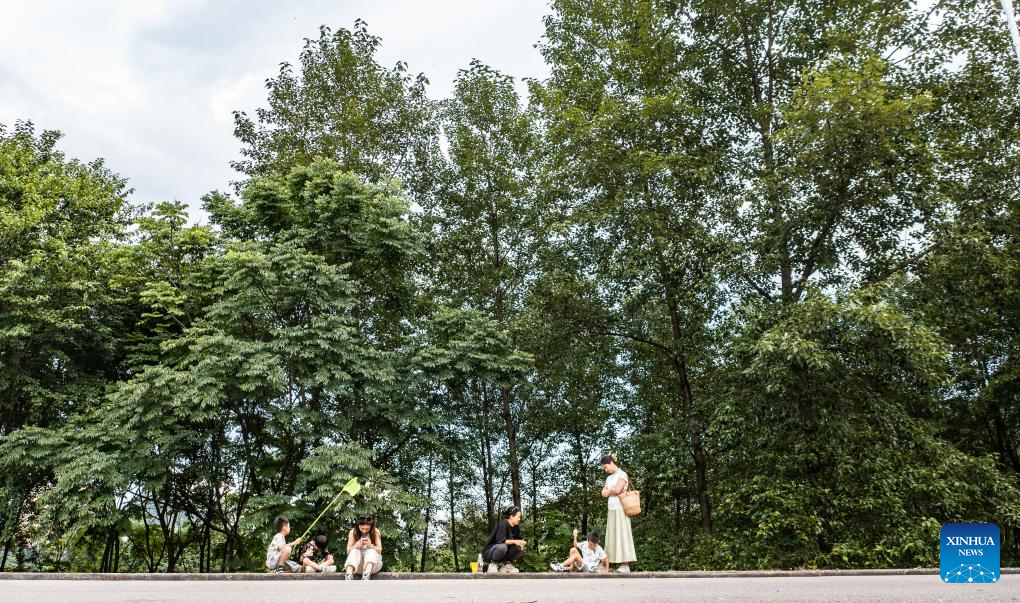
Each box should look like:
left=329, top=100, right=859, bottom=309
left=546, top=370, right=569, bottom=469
left=557, top=547, right=583, bottom=572
left=344, top=561, right=374, bottom=574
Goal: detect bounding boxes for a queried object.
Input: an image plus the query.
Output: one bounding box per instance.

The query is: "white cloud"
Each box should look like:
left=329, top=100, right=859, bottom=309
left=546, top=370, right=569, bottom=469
left=0, top=0, right=550, bottom=222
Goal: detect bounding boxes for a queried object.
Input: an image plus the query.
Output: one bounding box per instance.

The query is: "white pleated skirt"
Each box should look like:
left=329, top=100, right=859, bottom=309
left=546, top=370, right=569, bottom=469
left=605, top=508, right=636, bottom=563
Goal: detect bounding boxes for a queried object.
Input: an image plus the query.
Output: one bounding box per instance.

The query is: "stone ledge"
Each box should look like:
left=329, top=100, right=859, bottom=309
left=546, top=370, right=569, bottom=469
left=1, top=568, right=1017, bottom=580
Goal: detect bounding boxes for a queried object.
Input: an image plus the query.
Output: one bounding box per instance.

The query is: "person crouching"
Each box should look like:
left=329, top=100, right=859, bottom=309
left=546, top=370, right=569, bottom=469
left=482, top=505, right=526, bottom=574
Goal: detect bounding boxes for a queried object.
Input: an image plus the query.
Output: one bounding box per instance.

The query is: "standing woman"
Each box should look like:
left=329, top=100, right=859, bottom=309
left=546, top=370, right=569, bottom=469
left=601, top=453, right=636, bottom=572
left=344, top=515, right=383, bottom=580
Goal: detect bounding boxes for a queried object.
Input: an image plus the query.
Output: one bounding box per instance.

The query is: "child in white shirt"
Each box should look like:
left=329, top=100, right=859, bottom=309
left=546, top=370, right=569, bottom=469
left=550, top=529, right=609, bottom=573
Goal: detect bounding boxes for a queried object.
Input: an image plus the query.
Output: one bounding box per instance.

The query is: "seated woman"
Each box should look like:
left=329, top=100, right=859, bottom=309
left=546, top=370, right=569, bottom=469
left=344, top=515, right=383, bottom=580
left=482, top=505, right=526, bottom=574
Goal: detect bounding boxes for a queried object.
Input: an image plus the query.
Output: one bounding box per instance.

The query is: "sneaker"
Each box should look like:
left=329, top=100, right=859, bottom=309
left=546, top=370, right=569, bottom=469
left=550, top=563, right=563, bottom=572
left=362, top=569, right=371, bottom=581
left=344, top=571, right=353, bottom=581
left=499, top=563, right=519, bottom=574
left=487, top=562, right=499, bottom=574
left=270, top=567, right=286, bottom=574
left=616, top=563, right=631, bottom=573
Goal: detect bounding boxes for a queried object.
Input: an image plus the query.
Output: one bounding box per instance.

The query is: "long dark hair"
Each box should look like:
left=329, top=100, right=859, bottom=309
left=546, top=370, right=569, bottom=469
left=353, top=514, right=379, bottom=544
left=486, top=505, right=520, bottom=541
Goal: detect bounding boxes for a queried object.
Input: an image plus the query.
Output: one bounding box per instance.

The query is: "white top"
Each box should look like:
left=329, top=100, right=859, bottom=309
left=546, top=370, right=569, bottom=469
left=580, top=542, right=607, bottom=566
left=604, top=469, right=628, bottom=510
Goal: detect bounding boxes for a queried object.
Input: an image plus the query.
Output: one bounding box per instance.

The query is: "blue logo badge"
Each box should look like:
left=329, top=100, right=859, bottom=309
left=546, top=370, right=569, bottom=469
left=940, top=523, right=1000, bottom=584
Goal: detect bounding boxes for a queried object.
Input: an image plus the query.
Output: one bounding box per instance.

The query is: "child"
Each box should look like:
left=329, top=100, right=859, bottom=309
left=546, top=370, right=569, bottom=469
left=265, top=516, right=303, bottom=573
left=300, top=534, right=337, bottom=573
left=550, top=529, right=608, bottom=574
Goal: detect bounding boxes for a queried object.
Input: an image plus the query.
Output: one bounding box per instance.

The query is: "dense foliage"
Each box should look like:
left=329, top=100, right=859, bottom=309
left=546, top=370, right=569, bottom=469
left=2, top=0, right=1019, bottom=572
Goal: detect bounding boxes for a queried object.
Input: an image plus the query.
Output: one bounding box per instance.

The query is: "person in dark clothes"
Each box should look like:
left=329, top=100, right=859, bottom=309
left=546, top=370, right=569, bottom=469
left=482, top=505, right=526, bottom=574
left=299, top=533, right=336, bottom=573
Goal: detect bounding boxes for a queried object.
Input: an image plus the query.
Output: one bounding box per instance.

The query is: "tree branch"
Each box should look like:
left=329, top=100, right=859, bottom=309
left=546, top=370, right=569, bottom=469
left=603, top=327, right=675, bottom=358
left=863, top=239, right=943, bottom=288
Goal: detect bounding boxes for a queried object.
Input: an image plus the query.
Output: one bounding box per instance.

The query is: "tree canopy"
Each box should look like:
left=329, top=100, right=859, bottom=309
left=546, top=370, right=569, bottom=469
left=2, top=3, right=1019, bottom=572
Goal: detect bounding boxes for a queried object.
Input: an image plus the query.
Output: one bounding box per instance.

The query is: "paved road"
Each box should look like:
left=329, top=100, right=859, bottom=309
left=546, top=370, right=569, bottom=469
left=6, top=576, right=1019, bottom=602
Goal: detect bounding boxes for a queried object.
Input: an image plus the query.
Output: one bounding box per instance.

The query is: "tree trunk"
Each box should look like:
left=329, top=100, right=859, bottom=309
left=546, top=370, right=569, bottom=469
left=100, top=527, right=115, bottom=572
left=448, top=464, right=459, bottom=571
left=1, top=538, right=10, bottom=571
left=992, top=399, right=1020, bottom=473
left=732, top=4, right=791, bottom=302
left=673, top=488, right=682, bottom=559
left=528, top=461, right=538, bottom=544
left=573, top=431, right=590, bottom=534
left=480, top=384, right=496, bottom=528
left=640, top=184, right=713, bottom=533
left=488, top=203, right=522, bottom=512
left=197, top=522, right=205, bottom=573
left=420, top=453, right=433, bottom=572
left=221, top=531, right=230, bottom=573
left=201, top=519, right=211, bottom=573
left=500, top=387, right=523, bottom=511
left=672, top=353, right=712, bottom=533
left=156, top=496, right=180, bottom=573
left=14, top=537, right=23, bottom=570
left=141, top=511, right=158, bottom=572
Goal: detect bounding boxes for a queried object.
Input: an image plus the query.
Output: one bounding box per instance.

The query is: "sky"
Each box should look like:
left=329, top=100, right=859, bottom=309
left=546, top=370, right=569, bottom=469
left=0, top=0, right=551, bottom=221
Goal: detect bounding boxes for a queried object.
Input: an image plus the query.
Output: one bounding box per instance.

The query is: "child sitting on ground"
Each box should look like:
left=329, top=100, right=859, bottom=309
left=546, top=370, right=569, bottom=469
left=300, top=534, right=337, bottom=573
left=550, top=529, right=609, bottom=574
left=265, top=516, right=303, bottom=573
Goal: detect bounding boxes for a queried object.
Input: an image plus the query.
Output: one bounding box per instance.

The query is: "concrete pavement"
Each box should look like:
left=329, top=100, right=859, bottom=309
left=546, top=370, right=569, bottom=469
left=4, top=575, right=1019, bottom=602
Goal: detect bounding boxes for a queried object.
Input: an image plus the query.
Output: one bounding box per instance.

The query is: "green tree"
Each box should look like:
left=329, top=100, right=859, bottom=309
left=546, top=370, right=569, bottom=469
left=232, top=20, right=441, bottom=198
left=680, top=0, right=942, bottom=301
left=0, top=122, right=130, bottom=570
left=536, top=0, right=731, bottom=533
left=0, top=121, right=129, bottom=435
left=415, top=306, right=532, bottom=565
left=519, top=260, right=623, bottom=538
left=711, top=290, right=1020, bottom=568
left=905, top=0, right=1020, bottom=560
left=205, top=159, right=429, bottom=457
left=422, top=61, right=542, bottom=516
left=5, top=2, right=1020, bottom=573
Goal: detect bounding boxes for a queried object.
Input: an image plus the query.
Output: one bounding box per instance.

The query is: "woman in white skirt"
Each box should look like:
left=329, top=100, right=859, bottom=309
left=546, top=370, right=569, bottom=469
left=600, top=453, right=635, bottom=572
left=343, top=515, right=383, bottom=580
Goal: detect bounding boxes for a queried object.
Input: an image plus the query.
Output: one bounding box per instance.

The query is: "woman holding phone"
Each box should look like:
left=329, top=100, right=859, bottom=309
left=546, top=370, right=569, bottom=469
left=344, top=515, right=383, bottom=580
